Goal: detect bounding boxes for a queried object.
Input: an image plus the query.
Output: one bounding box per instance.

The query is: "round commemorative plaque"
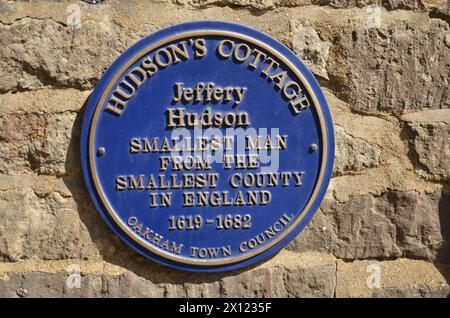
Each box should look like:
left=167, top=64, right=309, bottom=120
left=81, top=21, right=334, bottom=272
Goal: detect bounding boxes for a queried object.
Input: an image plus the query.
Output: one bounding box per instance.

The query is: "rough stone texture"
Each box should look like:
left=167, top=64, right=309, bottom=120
left=0, top=0, right=449, bottom=298
left=0, top=89, right=88, bottom=176
left=336, top=258, right=450, bottom=297
left=372, top=284, right=450, bottom=297
left=174, top=0, right=283, bottom=10
left=408, top=123, right=450, bottom=181
left=0, top=176, right=100, bottom=261
left=0, top=112, right=80, bottom=176
left=289, top=7, right=450, bottom=114
left=317, top=0, right=443, bottom=11
left=323, top=12, right=450, bottom=114
left=0, top=251, right=336, bottom=298
left=0, top=18, right=149, bottom=92
left=1, top=254, right=449, bottom=298
left=292, top=22, right=331, bottom=79
left=288, top=188, right=450, bottom=262
left=333, top=125, right=381, bottom=176
left=401, top=109, right=450, bottom=182
left=1, top=2, right=448, bottom=116
left=323, top=91, right=441, bottom=200
left=175, top=0, right=450, bottom=14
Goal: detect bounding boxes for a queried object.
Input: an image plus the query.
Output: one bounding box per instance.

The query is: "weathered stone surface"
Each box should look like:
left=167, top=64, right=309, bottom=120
left=327, top=91, right=389, bottom=179
left=2, top=0, right=448, bottom=13
left=32, top=112, right=80, bottom=176
left=372, top=284, right=450, bottom=297
left=0, top=251, right=336, bottom=298
left=292, top=22, right=331, bottom=79
left=333, top=125, right=381, bottom=176
left=0, top=0, right=449, bottom=298
left=1, top=3, right=448, bottom=114
left=0, top=111, right=80, bottom=176
left=0, top=89, right=88, bottom=176
left=2, top=255, right=448, bottom=298
left=281, top=252, right=336, bottom=297
left=0, top=271, right=161, bottom=298
left=0, top=112, right=48, bottom=174
left=421, top=0, right=450, bottom=15
left=319, top=0, right=419, bottom=10
left=174, top=0, right=281, bottom=10
left=408, top=123, right=450, bottom=181
left=0, top=18, right=145, bottom=92
left=336, top=258, right=450, bottom=298
left=175, top=0, right=450, bottom=13
left=0, top=113, right=81, bottom=176
left=297, top=8, right=450, bottom=114
left=0, top=183, right=100, bottom=262
left=0, top=1, right=291, bottom=92
left=0, top=171, right=144, bottom=263
left=402, top=109, right=450, bottom=182
left=288, top=188, right=450, bottom=262
left=325, top=90, right=440, bottom=199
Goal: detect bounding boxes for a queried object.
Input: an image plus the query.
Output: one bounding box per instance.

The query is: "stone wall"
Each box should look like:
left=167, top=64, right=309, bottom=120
left=0, top=0, right=449, bottom=298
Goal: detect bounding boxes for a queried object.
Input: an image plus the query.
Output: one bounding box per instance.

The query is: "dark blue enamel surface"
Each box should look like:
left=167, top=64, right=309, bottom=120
left=81, top=21, right=334, bottom=272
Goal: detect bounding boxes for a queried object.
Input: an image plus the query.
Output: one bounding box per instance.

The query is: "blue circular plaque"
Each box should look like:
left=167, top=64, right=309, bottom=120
left=81, top=21, right=334, bottom=272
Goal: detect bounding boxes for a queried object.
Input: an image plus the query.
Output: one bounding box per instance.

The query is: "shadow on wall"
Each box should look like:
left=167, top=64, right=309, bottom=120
left=436, top=182, right=450, bottom=290
left=63, top=95, right=450, bottom=290
left=62, top=95, right=264, bottom=284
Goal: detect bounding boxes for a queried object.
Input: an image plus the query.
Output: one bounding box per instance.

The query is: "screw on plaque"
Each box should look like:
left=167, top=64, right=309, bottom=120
left=309, top=144, right=318, bottom=153
left=97, top=147, right=106, bottom=157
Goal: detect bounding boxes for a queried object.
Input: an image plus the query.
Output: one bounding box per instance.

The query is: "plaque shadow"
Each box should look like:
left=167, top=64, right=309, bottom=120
left=436, top=182, right=450, bottom=293
left=400, top=127, right=450, bottom=291
left=63, top=96, right=450, bottom=295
